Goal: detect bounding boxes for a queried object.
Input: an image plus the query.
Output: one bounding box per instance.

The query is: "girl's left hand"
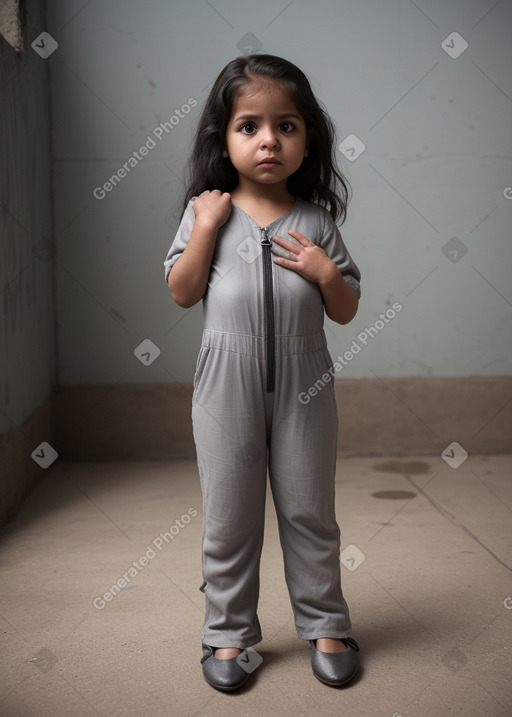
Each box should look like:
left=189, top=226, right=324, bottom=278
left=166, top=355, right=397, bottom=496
left=271, top=229, right=337, bottom=285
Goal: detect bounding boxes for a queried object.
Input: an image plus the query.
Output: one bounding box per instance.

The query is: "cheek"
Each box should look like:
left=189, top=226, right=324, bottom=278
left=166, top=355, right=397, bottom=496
left=229, top=135, right=247, bottom=152
left=238, top=144, right=256, bottom=162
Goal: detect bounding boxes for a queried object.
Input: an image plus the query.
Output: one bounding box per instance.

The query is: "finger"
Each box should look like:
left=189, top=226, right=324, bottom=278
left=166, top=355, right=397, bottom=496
left=272, top=243, right=295, bottom=261
left=273, top=256, right=298, bottom=268
left=287, top=228, right=312, bottom=245
left=272, top=235, right=301, bottom=253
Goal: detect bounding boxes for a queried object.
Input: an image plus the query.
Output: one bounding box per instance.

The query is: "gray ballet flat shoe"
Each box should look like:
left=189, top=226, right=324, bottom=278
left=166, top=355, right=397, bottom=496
left=200, top=644, right=252, bottom=691
left=310, top=637, right=360, bottom=686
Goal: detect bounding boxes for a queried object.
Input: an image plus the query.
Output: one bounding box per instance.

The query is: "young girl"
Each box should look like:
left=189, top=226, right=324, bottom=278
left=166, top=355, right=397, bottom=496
left=164, top=54, right=361, bottom=692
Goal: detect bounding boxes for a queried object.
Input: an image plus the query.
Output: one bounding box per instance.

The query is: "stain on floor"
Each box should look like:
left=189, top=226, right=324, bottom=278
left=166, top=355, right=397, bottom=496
left=370, top=460, right=431, bottom=499
left=372, top=489, right=418, bottom=500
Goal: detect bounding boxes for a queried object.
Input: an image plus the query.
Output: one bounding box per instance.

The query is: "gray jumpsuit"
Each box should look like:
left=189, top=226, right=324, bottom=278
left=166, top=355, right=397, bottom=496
left=164, top=196, right=361, bottom=650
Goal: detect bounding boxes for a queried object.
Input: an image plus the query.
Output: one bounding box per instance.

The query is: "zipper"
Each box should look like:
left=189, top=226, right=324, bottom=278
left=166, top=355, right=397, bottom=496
left=260, top=228, right=275, bottom=393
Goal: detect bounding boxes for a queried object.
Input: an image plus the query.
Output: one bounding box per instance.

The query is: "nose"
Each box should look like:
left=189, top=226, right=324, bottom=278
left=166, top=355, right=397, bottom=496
left=260, top=125, right=279, bottom=148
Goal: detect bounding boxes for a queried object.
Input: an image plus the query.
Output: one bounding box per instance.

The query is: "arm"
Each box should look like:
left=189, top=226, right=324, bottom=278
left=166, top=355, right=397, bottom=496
left=167, top=218, right=219, bottom=308
left=167, top=190, right=232, bottom=308
left=317, top=261, right=359, bottom=325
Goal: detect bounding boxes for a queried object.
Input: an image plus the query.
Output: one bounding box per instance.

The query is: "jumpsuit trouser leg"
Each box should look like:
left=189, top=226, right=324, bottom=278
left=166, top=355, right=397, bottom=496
left=269, top=337, right=352, bottom=640
left=192, top=331, right=270, bottom=649
left=191, top=330, right=351, bottom=649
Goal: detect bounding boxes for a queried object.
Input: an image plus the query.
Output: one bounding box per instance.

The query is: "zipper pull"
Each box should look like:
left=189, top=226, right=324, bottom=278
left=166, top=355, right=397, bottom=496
left=261, top=228, right=271, bottom=246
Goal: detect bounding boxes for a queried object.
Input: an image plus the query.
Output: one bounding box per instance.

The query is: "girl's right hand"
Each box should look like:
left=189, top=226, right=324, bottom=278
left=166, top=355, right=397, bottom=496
left=192, top=190, right=232, bottom=230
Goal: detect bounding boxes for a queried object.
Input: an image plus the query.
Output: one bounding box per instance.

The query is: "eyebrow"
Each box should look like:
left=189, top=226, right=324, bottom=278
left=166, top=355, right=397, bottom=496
left=233, top=113, right=303, bottom=122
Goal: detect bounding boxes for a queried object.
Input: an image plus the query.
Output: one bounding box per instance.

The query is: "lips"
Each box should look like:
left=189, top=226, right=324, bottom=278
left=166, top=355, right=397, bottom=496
left=259, top=158, right=281, bottom=165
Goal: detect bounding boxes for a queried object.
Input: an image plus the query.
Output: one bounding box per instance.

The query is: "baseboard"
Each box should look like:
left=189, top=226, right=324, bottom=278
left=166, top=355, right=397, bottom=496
left=0, top=399, right=54, bottom=526
left=53, top=377, right=512, bottom=460
left=54, top=383, right=196, bottom=460
left=333, top=376, right=512, bottom=456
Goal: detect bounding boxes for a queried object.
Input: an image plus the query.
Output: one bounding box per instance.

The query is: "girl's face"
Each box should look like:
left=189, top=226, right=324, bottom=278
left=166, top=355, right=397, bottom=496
left=224, top=81, right=310, bottom=197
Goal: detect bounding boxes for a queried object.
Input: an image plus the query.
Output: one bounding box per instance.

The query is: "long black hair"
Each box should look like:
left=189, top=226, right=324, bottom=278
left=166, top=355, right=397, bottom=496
left=181, top=53, right=350, bottom=225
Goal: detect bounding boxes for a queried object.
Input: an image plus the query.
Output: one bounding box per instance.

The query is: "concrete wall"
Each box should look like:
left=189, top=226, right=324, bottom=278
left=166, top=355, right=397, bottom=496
left=0, top=0, right=56, bottom=523
left=47, top=0, right=512, bottom=387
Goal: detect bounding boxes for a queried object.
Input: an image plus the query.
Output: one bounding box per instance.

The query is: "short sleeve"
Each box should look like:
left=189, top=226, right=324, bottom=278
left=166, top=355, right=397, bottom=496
left=163, top=197, right=197, bottom=283
left=319, top=209, right=361, bottom=299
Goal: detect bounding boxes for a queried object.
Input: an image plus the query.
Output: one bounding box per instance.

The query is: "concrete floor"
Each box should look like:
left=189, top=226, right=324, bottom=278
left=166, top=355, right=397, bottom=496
left=0, top=454, right=511, bottom=716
